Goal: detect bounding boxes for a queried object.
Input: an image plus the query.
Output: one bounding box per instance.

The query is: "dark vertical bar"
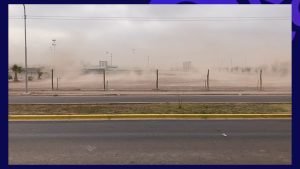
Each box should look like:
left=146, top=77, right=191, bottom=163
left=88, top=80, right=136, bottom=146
left=23, top=4, right=28, bottom=93
left=103, top=69, right=106, bottom=90
left=51, top=69, right=54, bottom=90
left=207, top=69, right=210, bottom=91
left=110, top=53, right=112, bottom=66
left=106, top=80, right=108, bottom=90
left=156, top=69, right=158, bottom=90
left=260, top=69, right=262, bottom=91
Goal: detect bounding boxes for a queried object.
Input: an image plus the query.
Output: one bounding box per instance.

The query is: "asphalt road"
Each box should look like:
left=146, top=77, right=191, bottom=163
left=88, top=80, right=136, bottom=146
left=9, top=120, right=291, bottom=164
left=9, top=95, right=291, bottom=104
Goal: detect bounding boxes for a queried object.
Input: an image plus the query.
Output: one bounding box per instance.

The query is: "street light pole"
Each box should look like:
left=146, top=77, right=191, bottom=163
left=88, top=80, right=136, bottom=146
left=105, top=51, right=112, bottom=66
left=23, top=4, right=28, bottom=93
left=52, top=39, right=56, bottom=58
left=51, top=39, right=56, bottom=90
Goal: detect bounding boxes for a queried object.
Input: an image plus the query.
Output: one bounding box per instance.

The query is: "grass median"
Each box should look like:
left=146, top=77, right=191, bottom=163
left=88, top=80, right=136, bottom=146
left=9, top=103, right=291, bottom=115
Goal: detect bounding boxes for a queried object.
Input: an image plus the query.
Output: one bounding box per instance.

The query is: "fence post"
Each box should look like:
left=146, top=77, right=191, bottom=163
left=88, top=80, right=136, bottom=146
left=106, top=80, right=108, bottom=90
left=51, top=69, right=54, bottom=91
left=56, top=77, right=58, bottom=90
left=260, top=69, right=262, bottom=91
left=103, top=69, right=106, bottom=91
left=156, top=69, right=159, bottom=90
left=207, top=69, right=210, bottom=91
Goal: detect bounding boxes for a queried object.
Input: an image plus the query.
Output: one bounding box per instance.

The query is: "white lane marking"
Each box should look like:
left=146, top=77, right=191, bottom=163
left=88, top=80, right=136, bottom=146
left=222, top=133, right=228, bottom=137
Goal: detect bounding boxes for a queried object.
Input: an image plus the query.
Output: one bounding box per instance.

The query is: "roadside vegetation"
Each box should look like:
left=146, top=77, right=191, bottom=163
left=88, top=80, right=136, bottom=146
left=9, top=103, right=291, bottom=115
left=11, top=64, right=23, bottom=82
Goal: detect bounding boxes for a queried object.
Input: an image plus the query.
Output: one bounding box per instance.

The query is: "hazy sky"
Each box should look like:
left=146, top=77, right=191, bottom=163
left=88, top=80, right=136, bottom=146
left=9, top=5, right=291, bottom=69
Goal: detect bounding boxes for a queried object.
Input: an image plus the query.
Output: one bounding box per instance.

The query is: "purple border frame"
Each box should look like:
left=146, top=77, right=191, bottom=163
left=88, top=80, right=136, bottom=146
left=1, top=1, right=298, bottom=169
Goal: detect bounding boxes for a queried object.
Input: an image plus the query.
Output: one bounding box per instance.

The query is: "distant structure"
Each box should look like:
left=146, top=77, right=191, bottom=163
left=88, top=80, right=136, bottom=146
left=82, top=60, right=118, bottom=74
left=99, top=60, right=118, bottom=70
left=99, top=60, right=108, bottom=69
left=183, top=61, right=192, bottom=72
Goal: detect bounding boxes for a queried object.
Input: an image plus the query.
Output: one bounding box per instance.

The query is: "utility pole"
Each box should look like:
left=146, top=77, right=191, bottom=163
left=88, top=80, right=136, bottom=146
left=207, top=69, right=210, bottom=91
left=50, top=40, right=56, bottom=91
left=52, top=39, right=56, bottom=90
left=23, top=4, right=28, bottom=93
left=156, top=69, right=159, bottom=90
left=259, top=69, right=262, bottom=91
left=52, top=39, right=56, bottom=57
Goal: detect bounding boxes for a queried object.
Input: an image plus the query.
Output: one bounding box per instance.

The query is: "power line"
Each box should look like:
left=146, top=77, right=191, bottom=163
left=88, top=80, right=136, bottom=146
left=9, top=16, right=290, bottom=21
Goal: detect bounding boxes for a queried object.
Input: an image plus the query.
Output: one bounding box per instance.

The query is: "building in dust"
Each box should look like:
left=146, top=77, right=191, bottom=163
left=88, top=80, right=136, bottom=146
left=183, top=61, right=192, bottom=72
left=82, top=60, right=118, bottom=74
left=99, top=60, right=108, bottom=69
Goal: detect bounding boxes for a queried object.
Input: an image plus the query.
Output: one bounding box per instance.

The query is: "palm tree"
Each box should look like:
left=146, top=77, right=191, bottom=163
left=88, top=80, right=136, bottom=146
left=11, top=64, right=22, bottom=82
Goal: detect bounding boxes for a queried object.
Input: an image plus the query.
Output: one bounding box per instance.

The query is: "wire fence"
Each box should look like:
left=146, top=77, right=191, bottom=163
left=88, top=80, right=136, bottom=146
left=8, top=68, right=291, bottom=91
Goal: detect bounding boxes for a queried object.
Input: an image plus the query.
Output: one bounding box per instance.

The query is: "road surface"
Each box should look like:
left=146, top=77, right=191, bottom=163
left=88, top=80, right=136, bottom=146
left=9, top=95, right=291, bottom=104
left=9, top=120, right=291, bottom=164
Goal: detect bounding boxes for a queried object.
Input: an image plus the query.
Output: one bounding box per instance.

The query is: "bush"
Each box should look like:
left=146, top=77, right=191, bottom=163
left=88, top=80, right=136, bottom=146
left=28, top=76, right=33, bottom=81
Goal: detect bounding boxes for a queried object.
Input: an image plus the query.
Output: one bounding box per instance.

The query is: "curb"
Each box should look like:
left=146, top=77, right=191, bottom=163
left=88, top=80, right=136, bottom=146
left=9, top=114, right=291, bottom=121
left=9, top=93, right=292, bottom=97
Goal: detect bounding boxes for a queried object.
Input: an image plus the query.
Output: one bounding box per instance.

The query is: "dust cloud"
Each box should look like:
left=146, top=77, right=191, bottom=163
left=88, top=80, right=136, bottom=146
left=8, top=5, right=291, bottom=91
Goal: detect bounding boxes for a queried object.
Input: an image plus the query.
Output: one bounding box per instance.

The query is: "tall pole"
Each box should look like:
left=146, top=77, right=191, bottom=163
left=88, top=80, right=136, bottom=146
left=51, top=40, right=56, bottom=91
left=52, top=39, right=56, bottom=58
left=23, top=4, right=28, bottom=93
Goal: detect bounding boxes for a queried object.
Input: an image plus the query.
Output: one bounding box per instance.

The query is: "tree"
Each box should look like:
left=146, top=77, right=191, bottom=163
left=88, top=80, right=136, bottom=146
left=37, top=69, right=43, bottom=79
left=11, top=64, right=22, bottom=82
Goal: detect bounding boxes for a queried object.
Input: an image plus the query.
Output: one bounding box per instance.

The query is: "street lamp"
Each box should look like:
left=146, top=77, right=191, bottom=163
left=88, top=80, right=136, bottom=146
left=23, top=4, right=28, bottom=93
left=52, top=39, right=56, bottom=58
left=105, top=51, right=112, bottom=66
left=51, top=39, right=56, bottom=91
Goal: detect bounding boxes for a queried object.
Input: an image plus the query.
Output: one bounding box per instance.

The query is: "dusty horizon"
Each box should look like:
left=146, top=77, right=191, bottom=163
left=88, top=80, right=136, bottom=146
left=9, top=5, right=291, bottom=71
